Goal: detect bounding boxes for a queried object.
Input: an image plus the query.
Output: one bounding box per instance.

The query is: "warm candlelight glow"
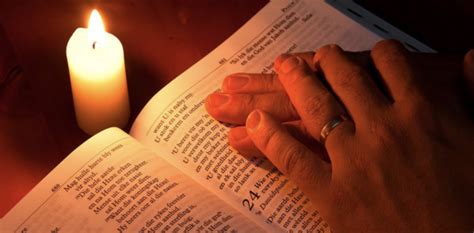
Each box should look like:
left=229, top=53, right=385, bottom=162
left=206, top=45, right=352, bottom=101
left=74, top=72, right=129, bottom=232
left=88, top=9, right=105, bottom=49
left=66, top=9, right=130, bottom=135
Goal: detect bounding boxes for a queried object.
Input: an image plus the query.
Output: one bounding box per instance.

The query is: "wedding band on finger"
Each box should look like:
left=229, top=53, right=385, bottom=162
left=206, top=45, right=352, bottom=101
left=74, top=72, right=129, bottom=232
left=320, top=114, right=350, bottom=144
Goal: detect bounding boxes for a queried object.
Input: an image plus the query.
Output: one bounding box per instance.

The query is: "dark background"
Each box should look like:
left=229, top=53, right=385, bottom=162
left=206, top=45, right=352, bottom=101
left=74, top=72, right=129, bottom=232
left=356, top=0, right=474, bottom=52
left=0, top=0, right=472, bottom=217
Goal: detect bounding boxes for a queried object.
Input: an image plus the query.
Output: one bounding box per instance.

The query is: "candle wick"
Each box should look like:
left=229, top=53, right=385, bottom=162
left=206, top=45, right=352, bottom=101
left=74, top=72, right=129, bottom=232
left=92, top=41, right=97, bottom=50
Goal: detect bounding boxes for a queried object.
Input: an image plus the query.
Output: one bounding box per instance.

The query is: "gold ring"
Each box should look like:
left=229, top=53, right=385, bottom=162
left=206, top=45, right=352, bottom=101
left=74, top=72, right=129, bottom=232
left=320, top=114, right=349, bottom=144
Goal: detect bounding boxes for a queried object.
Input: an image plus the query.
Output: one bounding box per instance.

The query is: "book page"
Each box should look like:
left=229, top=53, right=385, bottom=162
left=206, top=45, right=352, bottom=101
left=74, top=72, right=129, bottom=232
left=1, top=128, right=262, bottom=232
left=131, top=0, right=382, bottom=231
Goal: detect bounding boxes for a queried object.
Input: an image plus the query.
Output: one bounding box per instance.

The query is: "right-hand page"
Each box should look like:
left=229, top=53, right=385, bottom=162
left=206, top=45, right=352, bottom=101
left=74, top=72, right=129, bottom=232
left=131, top=0, right=381, bottom=231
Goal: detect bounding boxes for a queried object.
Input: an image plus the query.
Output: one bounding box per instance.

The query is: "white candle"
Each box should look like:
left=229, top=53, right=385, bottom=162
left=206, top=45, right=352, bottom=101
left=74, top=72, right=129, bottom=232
left=66, top=10, right=130, bottom=135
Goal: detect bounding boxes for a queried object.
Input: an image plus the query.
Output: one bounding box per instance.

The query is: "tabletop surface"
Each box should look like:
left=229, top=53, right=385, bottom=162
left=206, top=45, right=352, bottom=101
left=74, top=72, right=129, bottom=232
left=0, top=0, right=472, bottom=217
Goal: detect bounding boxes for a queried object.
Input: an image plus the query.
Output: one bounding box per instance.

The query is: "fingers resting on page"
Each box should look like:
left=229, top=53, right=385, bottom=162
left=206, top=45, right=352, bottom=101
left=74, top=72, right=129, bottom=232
left=205, top=39, right=474, bottom=232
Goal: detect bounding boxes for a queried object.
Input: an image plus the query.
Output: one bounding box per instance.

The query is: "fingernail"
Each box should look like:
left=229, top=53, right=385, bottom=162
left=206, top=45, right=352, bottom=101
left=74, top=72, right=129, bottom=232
left=230, top=128, right=248, bottom=141
left=246, top=110, right=261, bottom=130
left=280, top=56, right=301, bottom=73
left=314, top=44, right=338, bottom=64
left=207, top=93, right=229, bottom=107
left=225, top=75, right=249, bottom=91
left=274, top=54, right=292, bottom=71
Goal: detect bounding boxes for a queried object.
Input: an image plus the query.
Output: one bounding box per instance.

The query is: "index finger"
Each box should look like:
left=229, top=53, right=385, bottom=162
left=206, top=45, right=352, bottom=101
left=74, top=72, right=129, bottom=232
left=222, top=52, right=316, bottom=94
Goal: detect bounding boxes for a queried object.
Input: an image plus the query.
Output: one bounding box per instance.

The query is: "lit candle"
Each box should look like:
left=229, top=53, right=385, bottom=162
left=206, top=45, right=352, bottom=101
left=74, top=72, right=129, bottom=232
left=66, top=10, right=130, bottom=135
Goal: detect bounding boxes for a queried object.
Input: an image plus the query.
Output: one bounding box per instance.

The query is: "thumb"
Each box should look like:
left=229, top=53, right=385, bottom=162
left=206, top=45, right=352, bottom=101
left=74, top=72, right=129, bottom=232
left=245, top=109, right=331, bottom=195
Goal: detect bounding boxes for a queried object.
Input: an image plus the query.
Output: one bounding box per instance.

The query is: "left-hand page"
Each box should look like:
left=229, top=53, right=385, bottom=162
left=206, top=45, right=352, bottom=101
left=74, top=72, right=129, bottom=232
left=1, top=128, right=262, bottom=232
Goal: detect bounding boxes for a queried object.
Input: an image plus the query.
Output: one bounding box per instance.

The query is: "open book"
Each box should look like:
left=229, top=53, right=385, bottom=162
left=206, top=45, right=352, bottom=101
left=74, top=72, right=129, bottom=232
left=1, top=0, right=431, bottom=232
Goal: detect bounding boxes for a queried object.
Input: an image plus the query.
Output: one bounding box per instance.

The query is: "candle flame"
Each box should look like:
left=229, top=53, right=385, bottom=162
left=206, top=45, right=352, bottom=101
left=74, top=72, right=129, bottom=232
left=88, top=9, right=105, bottom=49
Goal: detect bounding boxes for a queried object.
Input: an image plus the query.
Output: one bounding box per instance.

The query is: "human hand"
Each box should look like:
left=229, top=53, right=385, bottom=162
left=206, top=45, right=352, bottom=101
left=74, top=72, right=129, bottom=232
left=205, top=40, right=474, bottom=232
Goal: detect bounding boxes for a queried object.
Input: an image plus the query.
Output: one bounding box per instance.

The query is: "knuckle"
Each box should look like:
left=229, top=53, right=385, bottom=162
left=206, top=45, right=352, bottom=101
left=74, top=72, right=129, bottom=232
left=319, top=44, right=339, bottom=53
left=280, top=144, right=307, bottom=176
left=316, top=44, right=332, bottom=58
left=270, top=74, right=282, bottom=89
left=366, top=115, right=401, bottom=150
left=291, top=63, right=312, bottom=78
left=372, top=40, right=408, bottom=63
left=319, top=44, right=335, bottom=50
left=316, top=44, right=341, bottom=66
left=373, top=39, right=405, bottom=55
left=400, top=90, right=431, bottom=115
left=240, top=94, right=256, bottom=110
left=334, top=67, right=365, bottom=88
left=302, top=93, right=329, bottom=121
left=272, top=94, right=293, bottom=118
left=285, top=69, right=314, bottom=91
left=369, top=124, right=392, bottom=144
left=261, top=75, right=273, bottom=90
